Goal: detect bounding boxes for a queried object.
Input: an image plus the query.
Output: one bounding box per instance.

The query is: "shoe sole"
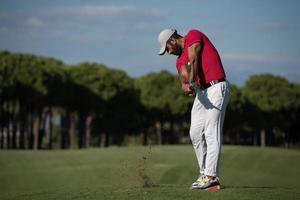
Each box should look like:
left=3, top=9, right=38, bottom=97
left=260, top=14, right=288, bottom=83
left=205, top=185, right=221, bottom=190
left=190, top=184, right=221, bottom=190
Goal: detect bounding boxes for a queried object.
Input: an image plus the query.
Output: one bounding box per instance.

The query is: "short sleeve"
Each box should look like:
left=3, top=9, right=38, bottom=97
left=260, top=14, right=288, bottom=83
left=176, top=59, right=183, bottom=72
left=176, top=54, right=189, bottom=72
left=176, top=29, right=202, bottom=73
left=185, top=29, right=203, bottom=47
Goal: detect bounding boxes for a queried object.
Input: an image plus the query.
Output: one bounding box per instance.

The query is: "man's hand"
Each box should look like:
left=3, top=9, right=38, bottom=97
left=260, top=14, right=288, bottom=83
left=181, top=83, right=195, bottom=96
left=178, top=65, right=196, bottom=96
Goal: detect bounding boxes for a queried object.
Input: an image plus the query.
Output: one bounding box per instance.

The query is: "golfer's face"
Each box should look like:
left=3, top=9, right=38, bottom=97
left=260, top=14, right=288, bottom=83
left=166, top=39, right=182, bottom=56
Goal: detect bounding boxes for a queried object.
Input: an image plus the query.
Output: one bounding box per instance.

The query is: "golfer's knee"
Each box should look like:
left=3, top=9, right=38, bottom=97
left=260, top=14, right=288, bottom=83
left=189, top=126, right=197, bottom=139
left=190, top=127, right=201, bottom=146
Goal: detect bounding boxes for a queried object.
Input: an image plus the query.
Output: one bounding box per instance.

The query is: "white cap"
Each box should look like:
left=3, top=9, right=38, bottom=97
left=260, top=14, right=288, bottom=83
left=158, top=28, right=176, bottom=55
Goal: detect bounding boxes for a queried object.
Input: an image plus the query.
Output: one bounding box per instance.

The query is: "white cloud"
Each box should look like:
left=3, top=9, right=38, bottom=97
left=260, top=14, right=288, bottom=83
left=222, top=53, right=266, bottom=62
left=134, top=22, right=163, bottom=32
left=44, top=5, right=165, bottom=19
left=24, top=4, right=166, bottom=43
left=24, top=17, right=44, bottom=28
left=256, top=21, right=288, bottom=32
left=222, top=52, right=300, bottom=85
left=222, top=52, right=300, bottom=64
left=0, top=27, right=8, bottom=33
left=67, top=5, right=137, bottom=17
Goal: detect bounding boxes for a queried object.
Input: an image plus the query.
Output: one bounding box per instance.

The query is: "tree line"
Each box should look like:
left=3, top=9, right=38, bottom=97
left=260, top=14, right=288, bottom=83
left=0, top=51, right=299, bottom=149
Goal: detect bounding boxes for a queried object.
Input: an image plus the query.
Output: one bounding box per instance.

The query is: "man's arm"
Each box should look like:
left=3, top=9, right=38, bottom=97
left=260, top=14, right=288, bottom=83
left=178, top=65, right=193, bottom=95
left=187, top=42, right=202, bottom=84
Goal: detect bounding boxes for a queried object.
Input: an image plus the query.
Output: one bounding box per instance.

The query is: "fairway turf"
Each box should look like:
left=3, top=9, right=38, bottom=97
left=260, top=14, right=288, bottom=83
left=1, top=145, right=300, bottom=200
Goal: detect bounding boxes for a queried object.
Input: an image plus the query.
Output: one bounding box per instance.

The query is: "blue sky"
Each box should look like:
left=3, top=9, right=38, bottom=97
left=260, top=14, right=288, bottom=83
left=0, top=0, right=299, bottom=85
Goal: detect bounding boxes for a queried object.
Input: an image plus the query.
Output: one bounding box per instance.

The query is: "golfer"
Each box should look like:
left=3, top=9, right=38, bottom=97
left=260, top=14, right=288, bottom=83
left=158, top=28, right=230, bottom=190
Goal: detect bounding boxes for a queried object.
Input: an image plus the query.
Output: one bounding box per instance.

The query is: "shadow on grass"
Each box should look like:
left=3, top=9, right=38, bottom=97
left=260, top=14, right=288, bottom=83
left=223, top=185, right=276, bottom=190
left=136, top=184, right=275, bottom=190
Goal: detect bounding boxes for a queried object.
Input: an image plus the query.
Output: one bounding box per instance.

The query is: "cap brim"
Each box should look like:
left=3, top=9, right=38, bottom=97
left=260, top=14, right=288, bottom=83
left=159, top=45, right=166, bottom=55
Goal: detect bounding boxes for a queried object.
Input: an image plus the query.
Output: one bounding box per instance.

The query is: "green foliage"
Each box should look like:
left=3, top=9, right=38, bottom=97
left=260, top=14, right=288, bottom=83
left=0, top=51, right=66, bottom=110
left=243, top=74, right=297, bottom=112
left=1, top=51, right=300, bottom=147
left=68, top=62, right=133, bottom=101
left=228, top=84, right=245, bottom=112
left=135, top=70, right=192, bottom=116
left=290, top=83, right=300, bottom=109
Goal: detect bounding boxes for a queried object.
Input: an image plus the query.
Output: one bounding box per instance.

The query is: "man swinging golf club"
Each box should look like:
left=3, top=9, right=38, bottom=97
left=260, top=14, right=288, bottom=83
left=158, top=28, right=230, bottom=190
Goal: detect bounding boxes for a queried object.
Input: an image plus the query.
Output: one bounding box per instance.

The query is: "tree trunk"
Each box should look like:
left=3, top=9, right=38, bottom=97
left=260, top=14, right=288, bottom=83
left=28, top=112, right=33, bottom=149
left=85, top=115, right=93, bottom=148
left=172, top=122, right=180, bottom=144
left=0, top=100, right=2, bottom=149
left=43, top=110, right=50, bottom=149
left=16, top=121, right=20, bottom=149
left=12, top=101, right=19, bottom=149
left=3, top=126, right=8, bottom=148
left=253, top=132, right=258, bottom=146
left=155, top=121, right=162, bottom=145
left=19, top=115, right=26, bottom=149
left=61, top=111, right=70, bottom=149
left=19, top=103, right=26, bottom=149
left=78, top=114, right=85, bottom=149
left=139, top=132, right=146, bottom=146
left=104, top=132, right=110, bottom=147
left=0, top=126, right=3, bottom=149
left=32, top=111, right=40, bottom=150
left=48, top=112, right=53, bottom=149
left=12, top=113, right=17, bottom=149
left=235, top=131, right=240, bottom=145
left=7, top=117, right=12, bottom=149
left=260, top=129, right=266, bottom=147
left=98, top=132, right=106, bottom=147
left=69, top=112, right=76, bottom=149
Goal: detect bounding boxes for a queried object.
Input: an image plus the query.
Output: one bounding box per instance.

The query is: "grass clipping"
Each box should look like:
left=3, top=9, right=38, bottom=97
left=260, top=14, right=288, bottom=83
left=138, top=146, right=154, bottom=188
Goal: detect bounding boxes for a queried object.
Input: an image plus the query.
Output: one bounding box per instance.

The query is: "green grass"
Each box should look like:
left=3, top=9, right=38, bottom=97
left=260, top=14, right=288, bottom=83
left=1, top=145, right=300, bottom=200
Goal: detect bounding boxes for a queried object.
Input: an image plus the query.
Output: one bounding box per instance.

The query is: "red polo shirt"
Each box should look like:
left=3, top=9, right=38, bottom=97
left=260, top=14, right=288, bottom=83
left=176, top=29, right=225, bottom=85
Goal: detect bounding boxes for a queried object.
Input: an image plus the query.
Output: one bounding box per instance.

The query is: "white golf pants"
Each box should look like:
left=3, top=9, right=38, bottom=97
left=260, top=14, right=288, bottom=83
left=190, top=81, right=230, bottom=177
